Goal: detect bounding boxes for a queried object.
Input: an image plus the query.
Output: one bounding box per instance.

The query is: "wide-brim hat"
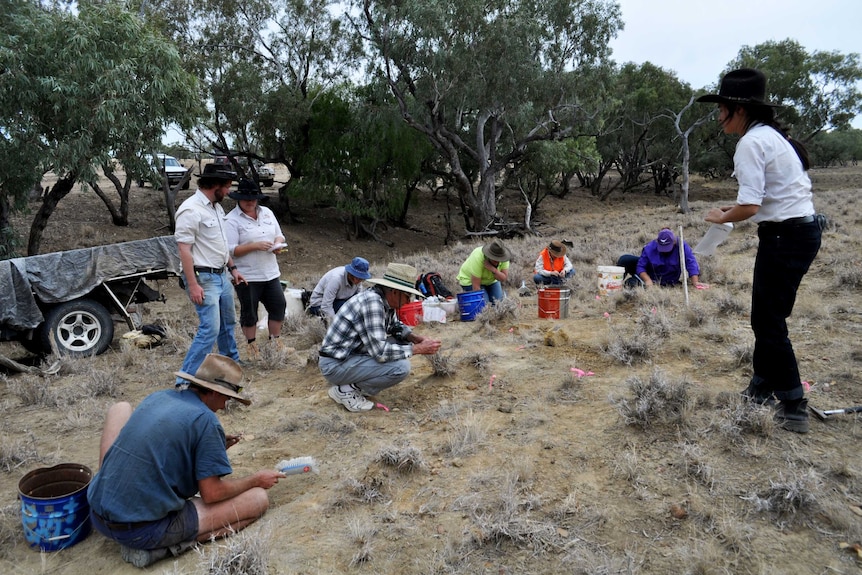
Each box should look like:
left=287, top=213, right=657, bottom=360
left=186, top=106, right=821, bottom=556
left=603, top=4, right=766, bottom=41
left=175, top=354, right=250, bottom=405
left=548, top=240, right=566, bottom=258
left=696, top=68, right=780, bottom=107
left=366, top=263, right=424, bottom=298
left=482, top=239, right=511, bottom=262
left=196, top=163, right=237, bottom=180
left=344, top=256, right=371, bottom=280
left=228, top=178, right=266, bottom=201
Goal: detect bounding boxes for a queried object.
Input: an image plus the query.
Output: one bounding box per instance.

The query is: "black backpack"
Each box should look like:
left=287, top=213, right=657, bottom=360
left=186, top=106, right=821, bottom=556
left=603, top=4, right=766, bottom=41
left=415, top=272, right=454, bottom=299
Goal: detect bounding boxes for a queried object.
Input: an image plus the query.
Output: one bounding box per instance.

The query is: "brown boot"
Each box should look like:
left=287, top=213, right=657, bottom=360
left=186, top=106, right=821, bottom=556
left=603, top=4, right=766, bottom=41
left=246, top=340, right=260, bottom=360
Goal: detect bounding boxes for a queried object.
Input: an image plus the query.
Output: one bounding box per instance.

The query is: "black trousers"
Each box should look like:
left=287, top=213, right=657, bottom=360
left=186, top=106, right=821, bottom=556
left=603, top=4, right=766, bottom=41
left=751, top=220, right=821, bottom=400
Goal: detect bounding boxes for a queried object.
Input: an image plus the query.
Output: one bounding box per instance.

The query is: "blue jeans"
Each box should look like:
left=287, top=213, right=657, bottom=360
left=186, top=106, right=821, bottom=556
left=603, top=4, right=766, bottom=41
left=319, top=355, right=410, bottom=396
left=177, top=271, right=240, bottom=384
left=533, top=270, right=573, bottom=285
left=751, top=220, right=821, bottom=401
left=460, top=282, right=504, bottom=304
left=90, top=500, right=198, bottom=550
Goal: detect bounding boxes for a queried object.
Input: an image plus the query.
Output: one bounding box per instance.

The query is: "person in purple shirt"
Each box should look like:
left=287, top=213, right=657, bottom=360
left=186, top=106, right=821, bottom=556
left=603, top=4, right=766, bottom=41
left=618, top=228, right=703, bottom=288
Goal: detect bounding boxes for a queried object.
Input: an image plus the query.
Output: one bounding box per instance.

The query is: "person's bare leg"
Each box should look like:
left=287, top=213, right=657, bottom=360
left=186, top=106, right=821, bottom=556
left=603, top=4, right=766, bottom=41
left=98, top=402, right=132, bottom=467
left=267, top=319, right=282, bottom=339
left=241, top=325, right=257, bottom=342
left=192, top=488, right=269, bottom=541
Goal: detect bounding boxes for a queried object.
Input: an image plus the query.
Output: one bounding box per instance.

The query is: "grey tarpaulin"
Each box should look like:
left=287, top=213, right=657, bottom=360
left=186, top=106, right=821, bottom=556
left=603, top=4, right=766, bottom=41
left=0, top=236, right=181, bottom=331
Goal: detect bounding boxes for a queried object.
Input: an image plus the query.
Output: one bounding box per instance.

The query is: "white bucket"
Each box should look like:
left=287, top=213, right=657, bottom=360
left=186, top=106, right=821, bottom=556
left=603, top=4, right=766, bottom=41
left=283, top=288, right=305, bottom=318
left=597, top=266, right=625, bottom=296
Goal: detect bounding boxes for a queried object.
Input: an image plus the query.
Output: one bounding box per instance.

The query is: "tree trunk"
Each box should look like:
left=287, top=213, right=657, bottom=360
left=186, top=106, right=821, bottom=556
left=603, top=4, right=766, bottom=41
left=28, top=173, right=77, bottom=255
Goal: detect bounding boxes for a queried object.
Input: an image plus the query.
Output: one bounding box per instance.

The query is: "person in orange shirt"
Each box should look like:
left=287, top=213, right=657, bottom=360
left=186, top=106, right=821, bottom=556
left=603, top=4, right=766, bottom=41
left=532, top=240, right=573, bottom=286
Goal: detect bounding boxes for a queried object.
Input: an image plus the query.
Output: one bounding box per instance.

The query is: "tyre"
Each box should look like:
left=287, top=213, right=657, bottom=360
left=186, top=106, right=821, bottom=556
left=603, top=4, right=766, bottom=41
left=40, top=299, right=114, bottom=357
left=261, top=179, right=274, bottom=187
left=182, top=179, right=190, bottom=190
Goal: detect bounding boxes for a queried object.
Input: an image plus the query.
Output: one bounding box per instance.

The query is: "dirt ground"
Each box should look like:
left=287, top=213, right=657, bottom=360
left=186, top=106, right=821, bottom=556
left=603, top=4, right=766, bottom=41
left=2, top=165, right=862, bottom=574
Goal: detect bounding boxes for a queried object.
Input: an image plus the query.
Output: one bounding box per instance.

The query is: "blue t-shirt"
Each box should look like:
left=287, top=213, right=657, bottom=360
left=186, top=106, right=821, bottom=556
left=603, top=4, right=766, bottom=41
left=87, top=389, right=232, bottom=522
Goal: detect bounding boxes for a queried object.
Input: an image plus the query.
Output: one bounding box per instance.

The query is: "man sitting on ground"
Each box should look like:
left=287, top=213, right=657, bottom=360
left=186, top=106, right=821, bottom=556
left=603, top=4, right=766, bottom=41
left=87, top=355, right=285, bottom=568
left=319, top=263, right=442, bottom=412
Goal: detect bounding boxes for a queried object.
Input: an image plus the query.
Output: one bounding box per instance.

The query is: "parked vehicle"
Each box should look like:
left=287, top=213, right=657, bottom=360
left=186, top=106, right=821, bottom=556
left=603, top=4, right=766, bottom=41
left=139, top=154, right=190, bottom=190
left=0, top=237, right=181, bottom=357
left=213, top=155, right=275, bottom=187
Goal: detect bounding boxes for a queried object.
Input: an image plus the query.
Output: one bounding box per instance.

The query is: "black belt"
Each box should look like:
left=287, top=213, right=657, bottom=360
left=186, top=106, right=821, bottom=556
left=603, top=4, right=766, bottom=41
left=318, top=350, right=336, bottom=358
left=93, top=512, right=151, bottom=531
left=758, top=215, right=814, bottom=228
left=194, top=266, right=225, bottom=274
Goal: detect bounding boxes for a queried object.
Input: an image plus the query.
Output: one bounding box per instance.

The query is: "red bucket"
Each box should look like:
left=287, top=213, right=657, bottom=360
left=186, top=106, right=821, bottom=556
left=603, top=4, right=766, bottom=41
left=397, top=301, right=423, bottom=326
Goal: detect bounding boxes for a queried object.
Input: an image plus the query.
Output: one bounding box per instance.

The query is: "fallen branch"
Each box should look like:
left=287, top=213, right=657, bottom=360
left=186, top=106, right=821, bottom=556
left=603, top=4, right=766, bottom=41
left=0, top=354, right=61, bottom=376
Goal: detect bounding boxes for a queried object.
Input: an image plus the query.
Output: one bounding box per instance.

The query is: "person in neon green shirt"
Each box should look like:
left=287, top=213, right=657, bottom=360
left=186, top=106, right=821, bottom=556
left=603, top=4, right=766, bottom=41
left=456, top=239, right=511, bottom=304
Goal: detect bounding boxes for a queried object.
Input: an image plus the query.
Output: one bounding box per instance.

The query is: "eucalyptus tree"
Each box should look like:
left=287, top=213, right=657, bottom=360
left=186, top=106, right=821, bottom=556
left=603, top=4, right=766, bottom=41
left=144, top=0, right=362, bottom=215
left=726, top=39, right=862, bottom=140
left=356, top=0, right=622, bottom=232
left=589, top=63, right=694, bottom=201
left=0, top=0, right=200, bottom=255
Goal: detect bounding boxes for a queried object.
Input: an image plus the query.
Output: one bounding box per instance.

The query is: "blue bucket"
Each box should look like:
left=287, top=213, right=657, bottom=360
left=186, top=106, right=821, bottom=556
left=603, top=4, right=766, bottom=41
left=18, top=463, right=92, bottom=552
left=457, top=290, right=486, bottom=321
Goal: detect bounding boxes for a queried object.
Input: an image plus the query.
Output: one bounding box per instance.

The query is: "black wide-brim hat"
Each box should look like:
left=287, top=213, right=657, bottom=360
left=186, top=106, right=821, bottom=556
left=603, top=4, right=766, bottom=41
left=196, top=163, right=237, bottom=180
left=696, top=68, right=780, bottom=107
left=228, top=178, right=266, bottom=201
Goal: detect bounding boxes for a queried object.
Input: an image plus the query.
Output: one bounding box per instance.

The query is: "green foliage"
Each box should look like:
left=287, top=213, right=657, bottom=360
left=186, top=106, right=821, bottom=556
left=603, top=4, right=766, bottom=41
left=728, top=39, right=862, bottom=139
left=359, top=0, right=623, bottom=229
left=0, top=0, right=202, bottom=244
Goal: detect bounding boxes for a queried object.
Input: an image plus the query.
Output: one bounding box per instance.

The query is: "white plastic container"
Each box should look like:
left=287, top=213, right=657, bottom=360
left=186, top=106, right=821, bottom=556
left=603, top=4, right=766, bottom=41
left=283, top=288, right=305, bottom=318
left=694, top=223, right=733, bottom=256
left=597, top=266, right=625, bottom=296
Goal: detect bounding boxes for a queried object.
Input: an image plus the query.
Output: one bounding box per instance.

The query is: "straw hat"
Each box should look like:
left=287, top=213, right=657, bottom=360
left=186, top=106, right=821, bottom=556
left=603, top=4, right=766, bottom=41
left=482, top=239, right=511, bottom=262
left=174, top=354, right=250, bottom=405
left=366, top=263, right=424, bottom=298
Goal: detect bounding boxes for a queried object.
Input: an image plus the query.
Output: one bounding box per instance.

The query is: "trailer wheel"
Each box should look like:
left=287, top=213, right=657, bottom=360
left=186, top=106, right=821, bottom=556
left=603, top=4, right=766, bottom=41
left=40, top=299, right=114, bottom=356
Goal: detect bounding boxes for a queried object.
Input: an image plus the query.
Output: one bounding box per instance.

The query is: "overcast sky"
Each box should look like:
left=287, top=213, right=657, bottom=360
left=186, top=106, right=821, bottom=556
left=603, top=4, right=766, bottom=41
left=609, top=0, right=861, bottom=126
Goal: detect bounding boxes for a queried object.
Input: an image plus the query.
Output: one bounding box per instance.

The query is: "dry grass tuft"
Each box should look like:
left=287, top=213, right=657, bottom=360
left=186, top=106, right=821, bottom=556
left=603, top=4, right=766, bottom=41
left=0, top=504, right=20, bottom=560
left=476, top=296, right=520, bottom=325
left=603, top=327, right=653, bottom=365
left=346, top=514, right=376, bottom=566
left=610, top=370, right=694, bottom=428
left=742, top=466, right=822, bottom=523
left=425, top=352, right=456, bottom=377
left=8, top=375, right=61, bottom=408
left=374, top=442, right=428, bottom=473
left=76, top=365, right=121, bottom=398
left=709, top=393, right=776, bottom=441
left=0, top=433, right=41, bottom=473
left=444, top=409, right=488, bottom=457
left=454, top=473, right=564, bottom=554
left=196, top=525, right=270, bottom=575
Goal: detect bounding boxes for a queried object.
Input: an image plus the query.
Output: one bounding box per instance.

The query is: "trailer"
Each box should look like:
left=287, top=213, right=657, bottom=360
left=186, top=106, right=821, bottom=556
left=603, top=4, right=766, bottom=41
left=0, top=236, right=181, bottom=357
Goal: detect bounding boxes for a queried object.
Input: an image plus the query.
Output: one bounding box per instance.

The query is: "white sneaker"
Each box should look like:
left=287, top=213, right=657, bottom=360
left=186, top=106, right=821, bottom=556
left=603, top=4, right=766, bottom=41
left=328, top=385, right=374, bottom=412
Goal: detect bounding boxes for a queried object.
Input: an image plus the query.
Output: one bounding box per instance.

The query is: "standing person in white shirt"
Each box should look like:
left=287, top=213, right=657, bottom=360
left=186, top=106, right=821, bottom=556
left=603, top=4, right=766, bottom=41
left=175, top=164, right=244, bottom=385
left=699, top=68, right=822, bottom=433
left=225, top=179, right=287, bottom=360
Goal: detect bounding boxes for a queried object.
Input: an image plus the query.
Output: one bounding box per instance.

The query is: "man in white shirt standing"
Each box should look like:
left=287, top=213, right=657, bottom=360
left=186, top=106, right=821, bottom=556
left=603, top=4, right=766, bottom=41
left=175, top=164, right=245, bottom=385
